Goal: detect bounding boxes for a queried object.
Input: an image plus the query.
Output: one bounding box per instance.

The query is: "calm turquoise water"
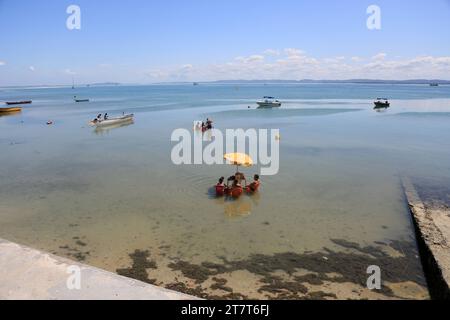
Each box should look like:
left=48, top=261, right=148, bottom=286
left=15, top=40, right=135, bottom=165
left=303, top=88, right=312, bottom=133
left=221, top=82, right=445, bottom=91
left=1, top=83, right=449, bottom=299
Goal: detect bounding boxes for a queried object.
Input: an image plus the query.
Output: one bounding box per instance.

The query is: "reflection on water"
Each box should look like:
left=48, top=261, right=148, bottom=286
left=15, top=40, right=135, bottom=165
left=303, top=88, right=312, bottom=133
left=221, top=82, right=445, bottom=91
left=0, top=111, right=22, bottom=118
left=1, top=84, right=449, bottom=299
left=212, top=108, right=363, bottom=119
left=374, top=106, right=390, bottom=113
left=93, top=120, right=134, bottom=135
left=208, top=188, right=261, bottom=218
left=223, top=193, right=261, bottom=218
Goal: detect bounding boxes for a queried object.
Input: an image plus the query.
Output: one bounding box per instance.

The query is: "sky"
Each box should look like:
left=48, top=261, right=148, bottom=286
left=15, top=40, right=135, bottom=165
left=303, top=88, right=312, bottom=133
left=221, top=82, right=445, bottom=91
left=0, top=0, right=450, bottom=86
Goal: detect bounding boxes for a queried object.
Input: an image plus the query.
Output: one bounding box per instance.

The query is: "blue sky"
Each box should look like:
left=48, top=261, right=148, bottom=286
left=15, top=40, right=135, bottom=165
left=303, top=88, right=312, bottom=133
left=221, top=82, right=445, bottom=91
left=1, top=0, right=450, bottom=85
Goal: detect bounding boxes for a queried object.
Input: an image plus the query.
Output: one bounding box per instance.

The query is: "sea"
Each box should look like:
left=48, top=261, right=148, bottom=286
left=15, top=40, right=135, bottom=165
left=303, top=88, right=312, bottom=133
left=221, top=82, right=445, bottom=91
left=1, top=83, right=449, bottom=299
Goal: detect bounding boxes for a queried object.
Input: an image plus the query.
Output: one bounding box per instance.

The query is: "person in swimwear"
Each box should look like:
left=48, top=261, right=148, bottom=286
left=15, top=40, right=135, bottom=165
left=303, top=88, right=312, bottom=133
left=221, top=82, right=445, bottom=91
left=215, top=177, right=225, bottom=196
left=230, top=177, right=243, bottom=198
left=206, top=118, right=213, bottom=130
left=246, top=174, right=261, bottom=194
left=225, top=175, right=235, bottom=196
left=235, top=171, right=246, bottom=186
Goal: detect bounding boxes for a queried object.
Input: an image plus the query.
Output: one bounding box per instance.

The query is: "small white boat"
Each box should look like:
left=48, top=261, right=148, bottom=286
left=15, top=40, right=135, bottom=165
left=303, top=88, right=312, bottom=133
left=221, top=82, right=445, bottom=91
left=89, top=114, right=134, bottom=127
left=257, top=97, right=282, bottom=108
left=374, top=98, right=390, bottom=108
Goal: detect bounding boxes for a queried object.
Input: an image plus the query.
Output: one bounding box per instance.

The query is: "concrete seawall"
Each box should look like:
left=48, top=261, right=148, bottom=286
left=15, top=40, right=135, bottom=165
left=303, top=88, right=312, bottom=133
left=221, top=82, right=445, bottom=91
left=402, top=178, right=450, bottom=300
left=0, top=238, right=198, bottom=300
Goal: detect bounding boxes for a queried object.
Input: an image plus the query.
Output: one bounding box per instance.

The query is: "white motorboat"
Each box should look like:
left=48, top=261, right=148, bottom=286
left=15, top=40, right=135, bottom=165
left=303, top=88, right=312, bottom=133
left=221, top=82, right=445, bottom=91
left=257, top=97, right=282, bottom=108
left=89, top=114, right=134, bottom=127
left=373, top=98, right=390, bottom=108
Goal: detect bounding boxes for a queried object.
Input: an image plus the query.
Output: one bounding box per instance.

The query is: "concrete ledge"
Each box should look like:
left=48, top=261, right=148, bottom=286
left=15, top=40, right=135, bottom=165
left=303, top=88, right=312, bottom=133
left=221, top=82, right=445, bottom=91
left=0, top=238, right=199, bottom=300
left=402, top=178, right=450, bottom=300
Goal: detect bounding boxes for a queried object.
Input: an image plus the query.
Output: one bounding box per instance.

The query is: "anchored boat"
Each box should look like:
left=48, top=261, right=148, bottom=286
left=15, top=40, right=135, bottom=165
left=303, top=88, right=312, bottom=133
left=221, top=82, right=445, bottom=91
left=5, top=100, right=32, bottom=105
left=89, top=114, right=134, bottom=127
left=74, top=96, right=89, bottom=103
left=257, top=97, right=282, bottom=108
left=0, top=107, right=22, bottom=113
left=374, top=98, right=390, bottom=108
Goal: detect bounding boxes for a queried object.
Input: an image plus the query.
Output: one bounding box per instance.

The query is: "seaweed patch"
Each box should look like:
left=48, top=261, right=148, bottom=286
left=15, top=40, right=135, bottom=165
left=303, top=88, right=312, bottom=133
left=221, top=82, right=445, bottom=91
left=118, top=239, right=426, bottom=299
left=116, top=250, right=157, bottom=284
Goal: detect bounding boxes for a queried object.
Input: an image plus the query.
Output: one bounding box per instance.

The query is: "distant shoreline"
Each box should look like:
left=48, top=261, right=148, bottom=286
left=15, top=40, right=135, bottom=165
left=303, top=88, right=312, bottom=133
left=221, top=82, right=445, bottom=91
left=208, top=79, right=450, bottom=85
left=1, top=79, right=450, bottom=89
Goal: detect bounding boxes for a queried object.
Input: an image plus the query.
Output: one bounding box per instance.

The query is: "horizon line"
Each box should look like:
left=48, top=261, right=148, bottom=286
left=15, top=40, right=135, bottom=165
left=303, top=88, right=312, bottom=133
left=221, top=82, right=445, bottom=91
left=1, top=78, right=450, bottom=89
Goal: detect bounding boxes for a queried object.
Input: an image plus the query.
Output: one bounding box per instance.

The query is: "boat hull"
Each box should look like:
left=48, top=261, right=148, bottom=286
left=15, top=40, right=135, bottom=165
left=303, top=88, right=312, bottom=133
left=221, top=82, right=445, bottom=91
left=0, top=107, right=22, bottom=113
left=257, top=102, right=282, bottom=108
left=374, top=102, right=390, bottom=108
left=90, top=115, right=134, bottom=127
left=5, top=101, right=32, bottom=105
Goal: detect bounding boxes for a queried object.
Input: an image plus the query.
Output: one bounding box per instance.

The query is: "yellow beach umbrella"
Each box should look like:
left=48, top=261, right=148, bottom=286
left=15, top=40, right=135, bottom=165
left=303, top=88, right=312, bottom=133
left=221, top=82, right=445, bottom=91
left=224, top=153, right=253, bottom=172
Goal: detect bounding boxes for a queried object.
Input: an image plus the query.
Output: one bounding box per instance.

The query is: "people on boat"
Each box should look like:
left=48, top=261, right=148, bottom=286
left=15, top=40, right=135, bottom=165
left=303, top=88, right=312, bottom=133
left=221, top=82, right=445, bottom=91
left=198, top=118, right=213, bottom=132
left=206, top=118, right=213, bottom=130
left=215, top=177, right=226, bottom=197
left=246, top=174, right=261, bottom=194
left=104, top=113, right=108, bottom=120
left=92, top=114, right=102, bottom=123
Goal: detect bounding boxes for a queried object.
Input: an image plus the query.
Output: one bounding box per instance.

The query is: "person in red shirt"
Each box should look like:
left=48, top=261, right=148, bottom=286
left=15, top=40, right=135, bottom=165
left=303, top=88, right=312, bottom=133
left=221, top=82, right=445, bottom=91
left=215, top=177, right=226, bottom=197
left=230, top=177, right=243, bottom=198
left=246, top=174, right=261, bottom=194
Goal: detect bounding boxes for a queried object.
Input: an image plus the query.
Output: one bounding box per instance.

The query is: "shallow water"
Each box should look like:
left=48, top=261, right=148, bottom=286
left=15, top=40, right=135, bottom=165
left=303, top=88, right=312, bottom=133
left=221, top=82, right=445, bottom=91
left=1, top=83, right=449, bottom=299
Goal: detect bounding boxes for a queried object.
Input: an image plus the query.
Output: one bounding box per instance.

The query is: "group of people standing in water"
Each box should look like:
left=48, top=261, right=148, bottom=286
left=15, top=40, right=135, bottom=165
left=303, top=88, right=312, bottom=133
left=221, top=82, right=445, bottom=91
left=215, top=173, right=260, bottom=198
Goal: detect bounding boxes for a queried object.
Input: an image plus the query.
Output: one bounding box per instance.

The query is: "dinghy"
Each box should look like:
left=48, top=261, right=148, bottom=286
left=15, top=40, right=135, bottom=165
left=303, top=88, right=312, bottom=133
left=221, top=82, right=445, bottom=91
left=74, top=96, right=89, bottom=103
left=5, top=101, right=32, bottom=105
left=89, top=114, right=134, bottom=127
left=0, top=107, right=22, bottom=113
left=257, top=97, right=282, bottom=108
left=374, top=98, right=390, bottom=108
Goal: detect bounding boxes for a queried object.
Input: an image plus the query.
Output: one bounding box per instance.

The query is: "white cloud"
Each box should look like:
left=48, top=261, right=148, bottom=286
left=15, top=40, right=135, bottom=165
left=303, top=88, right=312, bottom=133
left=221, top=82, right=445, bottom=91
left=144, top=51, right=450, bottom=81
left=0, top=61, right=5, bottom=66
left=181, top=64, right=194, bottom=70
left=372, top=53, right=387, bottom=61
left=29, top=66, right=35, bottom=71
left=235, top=55, right=265, bottom=64
left=263, top=49, right=280, bottom=56
left=284, top=48, right=305, bottom=57
left=64, top=69, right=77, bottom=75
left=351, top=56, right=363, bottom=62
